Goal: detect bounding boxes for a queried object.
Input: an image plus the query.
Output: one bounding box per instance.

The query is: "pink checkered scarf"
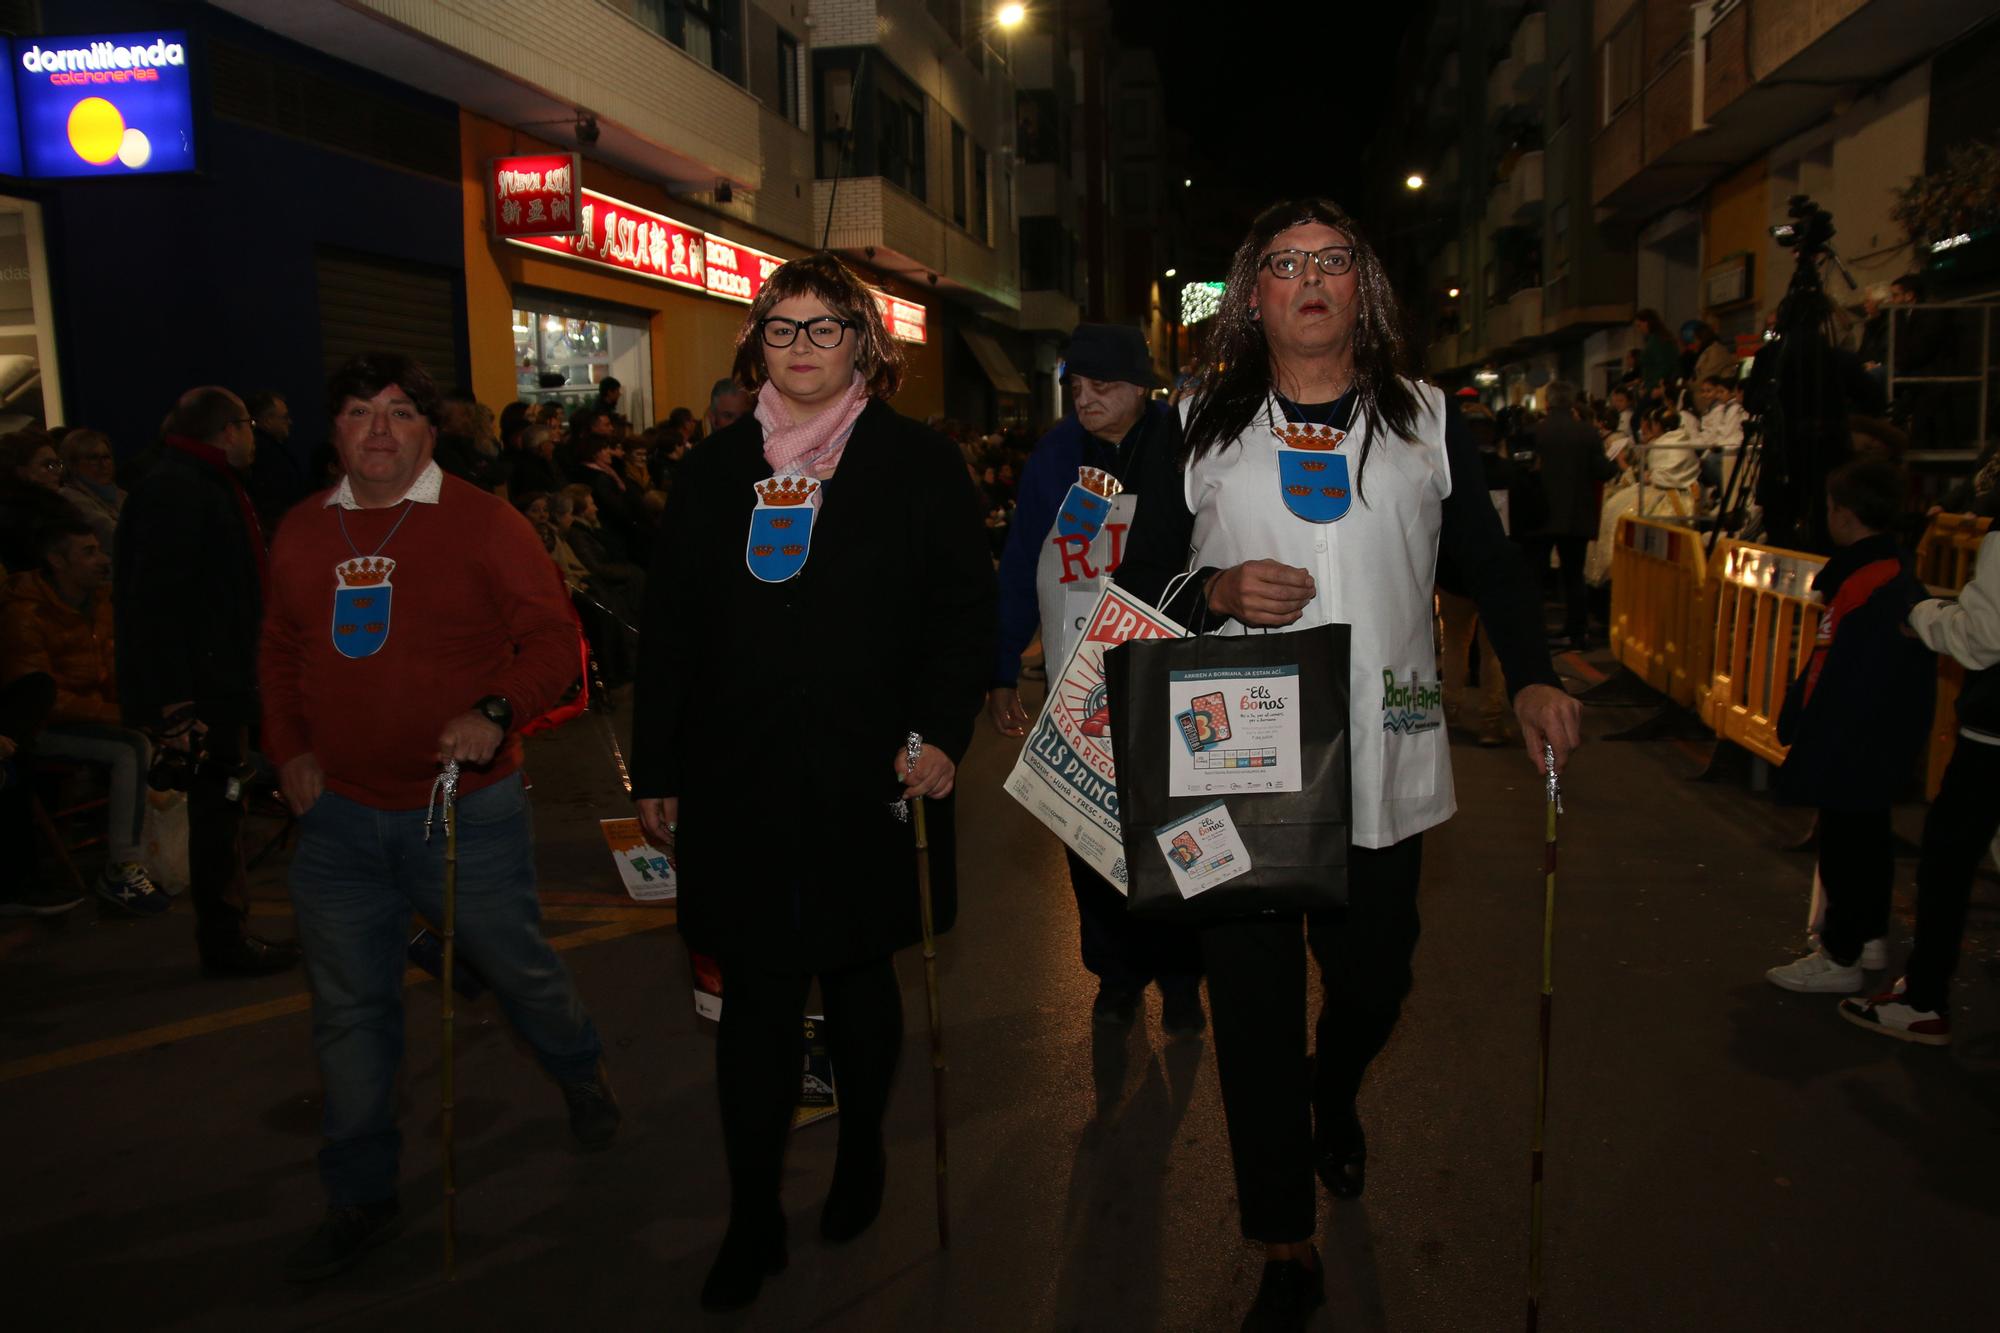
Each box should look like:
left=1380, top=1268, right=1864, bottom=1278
left=756, top=373, right=871, bottom=478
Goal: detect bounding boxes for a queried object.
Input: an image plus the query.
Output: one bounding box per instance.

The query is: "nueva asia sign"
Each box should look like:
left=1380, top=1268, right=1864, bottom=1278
left=503, top=175, right=928, bottom=343
left=489, top=153, right=581, bottom=240
left=11, top=32, right=196, bottom=178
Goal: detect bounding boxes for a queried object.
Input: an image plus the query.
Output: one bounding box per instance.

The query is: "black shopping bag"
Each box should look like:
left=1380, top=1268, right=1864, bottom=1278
left=1104, top=623, right=1351, bottom=922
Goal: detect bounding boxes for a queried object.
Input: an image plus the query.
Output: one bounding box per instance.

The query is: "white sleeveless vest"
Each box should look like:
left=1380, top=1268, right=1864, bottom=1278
left=1181, top=380, right=1455, bottom=848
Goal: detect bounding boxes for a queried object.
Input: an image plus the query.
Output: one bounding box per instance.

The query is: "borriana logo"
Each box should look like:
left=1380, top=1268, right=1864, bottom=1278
left=20, top=39, right=186, bottom=74
left=1381, top=669, right=1443, bottom=734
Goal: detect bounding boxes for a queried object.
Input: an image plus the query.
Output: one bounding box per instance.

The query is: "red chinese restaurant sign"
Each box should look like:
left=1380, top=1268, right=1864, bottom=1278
left=504, top=178, right=928, bottom=342
left=489, top=153, right=581, bottom=239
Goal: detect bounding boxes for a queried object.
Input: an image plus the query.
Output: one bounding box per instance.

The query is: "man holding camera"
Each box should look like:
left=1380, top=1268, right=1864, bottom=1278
left=115, top=386, right=301, bottom=975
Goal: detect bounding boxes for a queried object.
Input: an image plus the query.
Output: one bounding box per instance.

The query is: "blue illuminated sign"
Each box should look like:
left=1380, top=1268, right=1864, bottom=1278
left=11, top=31, right=196, bottom=178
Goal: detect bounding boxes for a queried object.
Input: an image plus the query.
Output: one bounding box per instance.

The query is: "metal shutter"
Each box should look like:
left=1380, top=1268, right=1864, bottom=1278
left=314, top=249, right=463, bottom=392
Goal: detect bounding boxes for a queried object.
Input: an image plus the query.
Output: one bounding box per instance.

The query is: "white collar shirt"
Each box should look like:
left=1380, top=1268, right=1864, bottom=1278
left=324, top=460, right=445, bottom=511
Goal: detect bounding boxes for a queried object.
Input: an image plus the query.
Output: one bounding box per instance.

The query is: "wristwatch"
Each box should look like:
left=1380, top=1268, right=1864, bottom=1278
left=473, top=695, right=513, bottom=732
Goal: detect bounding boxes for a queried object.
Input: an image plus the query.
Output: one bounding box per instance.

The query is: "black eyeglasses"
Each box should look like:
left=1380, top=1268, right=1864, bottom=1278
left=759, top=316, right=856, bottom=350
left=1259, top=246, right=1357, bottom=279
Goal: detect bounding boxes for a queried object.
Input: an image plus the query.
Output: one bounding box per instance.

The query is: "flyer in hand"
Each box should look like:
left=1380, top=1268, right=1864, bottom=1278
left=1004, top=583, right=1185, bottom=893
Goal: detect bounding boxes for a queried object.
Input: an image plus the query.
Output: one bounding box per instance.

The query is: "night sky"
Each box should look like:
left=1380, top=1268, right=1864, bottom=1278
left=1112, top=0, right=1423, bottom=270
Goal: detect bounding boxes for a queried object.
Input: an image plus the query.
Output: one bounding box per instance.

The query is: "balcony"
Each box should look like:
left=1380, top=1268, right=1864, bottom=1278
left=1500, top=150, right=1545, bottom=225
left=1428, top=238, right=1462, bottom=292
left=1508, top=285, right=1544, bottom=343
left=1487, top=53, right=1524, bottom=114
left=1592, top=0, right=1995, bottom=222
left=1434, top=144, right=1462, bottom=195
left=1511, top=9, right=1548, bottom=98
left=1428, top=51, right=1461, bottom=128
left=1020, top=289, right=1082, bottom=335
left=812, top=177, right=1020, bottom=313
left=1426, top=332, right=1463, bottom=375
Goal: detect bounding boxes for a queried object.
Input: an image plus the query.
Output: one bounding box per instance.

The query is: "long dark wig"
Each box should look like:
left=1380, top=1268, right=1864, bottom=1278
left=1182, top=199, right=1421, bottom=496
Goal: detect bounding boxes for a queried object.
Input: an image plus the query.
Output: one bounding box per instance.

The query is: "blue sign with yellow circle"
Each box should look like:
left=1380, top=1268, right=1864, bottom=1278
left=12, top=31, right=196, bottom=179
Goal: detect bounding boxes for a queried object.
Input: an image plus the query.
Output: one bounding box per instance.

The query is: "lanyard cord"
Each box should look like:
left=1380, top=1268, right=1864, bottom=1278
left=337, top=499, right=418, bottom=560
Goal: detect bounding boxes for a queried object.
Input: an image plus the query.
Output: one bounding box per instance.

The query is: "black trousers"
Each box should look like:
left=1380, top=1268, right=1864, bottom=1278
left=1817, top=807, right=1894, bottom=967
left=188, top=720, right=250, bottom=950
left=1066, top=848, right=1202, bottom=993
left=1905, top=740, right=2000, bottom=1012
left=1531, top=535, right=1592, bottom=640
left=0, top=674, right=55, bottom=891
left=715, top=950, right=902, bottom=1220
left=1200, top=836, right=1424, bottom=1243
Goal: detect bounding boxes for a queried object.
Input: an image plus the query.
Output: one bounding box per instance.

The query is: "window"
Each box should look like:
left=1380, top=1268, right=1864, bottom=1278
left=777, top=31, right=800, bottom=125
left=1553, top=59, right=1570, bottom=131
left=1551, top=202, right=1570, bottom=274
left=1021, top=218, right=1074, bottom=294
left=972, top=145, right=989, bottom=244
left=813, top=51, right=926, bottom=198
left=1601, top=17, right=1641, bottom=125
left=951, top=122, right=968, bottom=228
left=634, top=0, right=744, bottom=85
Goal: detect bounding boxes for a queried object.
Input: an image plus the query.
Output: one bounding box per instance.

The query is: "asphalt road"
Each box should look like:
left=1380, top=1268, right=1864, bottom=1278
left=2, top=663, right=1995, bottom=1331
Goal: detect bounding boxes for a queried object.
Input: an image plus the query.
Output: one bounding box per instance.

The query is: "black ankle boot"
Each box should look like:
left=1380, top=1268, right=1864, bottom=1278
left=1315, top=1107, right=1367, bottom=1200
left=699, top=1212, right=787, bottom=1312
left=819, top=1136, right=887, bottom=1242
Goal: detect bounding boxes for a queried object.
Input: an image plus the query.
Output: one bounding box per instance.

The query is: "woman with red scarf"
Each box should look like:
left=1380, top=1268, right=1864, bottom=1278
left=630, top=252, right=995, bottom=1311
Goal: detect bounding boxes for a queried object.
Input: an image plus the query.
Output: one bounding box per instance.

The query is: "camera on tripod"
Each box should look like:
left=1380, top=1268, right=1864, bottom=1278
left=1770, top=194, right=1836, bottom=255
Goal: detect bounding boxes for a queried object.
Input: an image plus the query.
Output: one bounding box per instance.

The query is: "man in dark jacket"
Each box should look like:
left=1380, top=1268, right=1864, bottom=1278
left=987, top=323, right=1204, bottom=1036
left=1767, top=457, right=1934, bottom=994
left=115, top=385, right=300, bottom=977
left=1530, top=381, right=1617, bottom=648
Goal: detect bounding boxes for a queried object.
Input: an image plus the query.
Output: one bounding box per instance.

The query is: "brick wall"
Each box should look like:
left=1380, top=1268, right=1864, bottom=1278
left=1705, top=1, right=1751, bottom=119
left=1593, top=101, right=1643, bottom=203
left=1642, top=51, right=1694, bottom=162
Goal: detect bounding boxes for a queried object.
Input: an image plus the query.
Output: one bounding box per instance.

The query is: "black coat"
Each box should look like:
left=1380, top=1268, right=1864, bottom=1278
left=630, top=400, right=997, bottom=971
left=507, top=451, right=566, bottom=500
left=113, top=447, right=264, bottom=726
left=1775, top=535, right=1934, bottom=811
left=1532, top=415, right=1618, bottom=538
left=582, top=466, right=651, bottom=567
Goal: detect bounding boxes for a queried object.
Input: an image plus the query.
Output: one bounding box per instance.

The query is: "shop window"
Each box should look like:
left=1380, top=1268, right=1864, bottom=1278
left=511, top=300, right=652, bottom=426
left=635, top=0, right=744, bottom=86
left=951, top=122, right=968, bottom=228
left=777, top=30, right=801, bottom=126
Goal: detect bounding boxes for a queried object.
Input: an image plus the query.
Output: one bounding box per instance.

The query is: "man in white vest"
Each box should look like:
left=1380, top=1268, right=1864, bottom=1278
left=1117, top=198, right=1583, bottom=1333
left=989, top=323, right=1204, bottom=1036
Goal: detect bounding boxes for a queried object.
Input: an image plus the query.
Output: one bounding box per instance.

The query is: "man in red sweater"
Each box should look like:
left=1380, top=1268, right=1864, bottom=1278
left=263, top=354, right=614, bottom=1282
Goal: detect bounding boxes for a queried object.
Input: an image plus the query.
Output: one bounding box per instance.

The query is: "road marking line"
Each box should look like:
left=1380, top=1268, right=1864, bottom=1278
left=0, top=918, right=670, bottom=1086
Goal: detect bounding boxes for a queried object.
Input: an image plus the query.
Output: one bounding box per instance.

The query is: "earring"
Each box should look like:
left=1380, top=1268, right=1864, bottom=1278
left=1249, top=307, right=1261, bottom=321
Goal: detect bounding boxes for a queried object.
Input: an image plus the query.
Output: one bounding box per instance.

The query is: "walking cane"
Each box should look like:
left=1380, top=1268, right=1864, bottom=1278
left=905, top=732, right=951, bottom=1249
left=1526, top=742, right=1562, bottom=1332
left=425, top=760, right=462, bottom=1279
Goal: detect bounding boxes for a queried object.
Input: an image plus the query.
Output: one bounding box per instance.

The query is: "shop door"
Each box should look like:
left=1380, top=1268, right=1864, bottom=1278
left=315, top=248, right=465, bottom=391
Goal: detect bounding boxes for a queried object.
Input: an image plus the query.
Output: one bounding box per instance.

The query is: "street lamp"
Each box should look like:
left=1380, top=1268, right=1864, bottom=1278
left=1447, top=287, right=1460, bottom=298
left=997, top=2, right=1027, bottom=27
left=1164, top=267, right=1177, bottom=278
left=1183, top=178, right=1192, bottom=188
left=1404, top=173, right=1426, bottom=191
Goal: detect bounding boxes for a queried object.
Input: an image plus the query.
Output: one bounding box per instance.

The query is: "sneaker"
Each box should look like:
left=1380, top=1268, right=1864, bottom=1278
left=559, top=1062, right=621, bottom=1149
left=94, top=863, right=169, bottom=917
left=284, top=1199, right=401, bottom=1282
left=1160, top=982, right=1207, bottom=1038
left=1241, top=1247, right=1326, bottom=1332
left=1765, top=948, right=1863, bottom=994
left=0, top=880, right=85, bottom=917
left=1090, top=980, right=1139, bottom=1030
left=1839, top=980, right=1951, bottom=1047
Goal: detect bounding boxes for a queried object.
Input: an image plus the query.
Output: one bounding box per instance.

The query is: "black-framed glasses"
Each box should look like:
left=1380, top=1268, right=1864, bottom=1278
left=1259, top=246, right=1357, bottom=279
left=759, top=316, right=855, bottom=350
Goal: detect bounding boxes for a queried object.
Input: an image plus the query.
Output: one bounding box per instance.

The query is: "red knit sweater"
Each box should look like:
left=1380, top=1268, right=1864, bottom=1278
left=260, top=473, right=580, bottom=810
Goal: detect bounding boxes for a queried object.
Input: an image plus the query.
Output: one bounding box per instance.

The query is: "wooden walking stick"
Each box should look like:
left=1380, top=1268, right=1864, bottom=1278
left=426, top=760, right=462, bottom=1279
left=905, top=732, right=950, bottom=1249
left=1527, top=742, right=1562, bottom=1332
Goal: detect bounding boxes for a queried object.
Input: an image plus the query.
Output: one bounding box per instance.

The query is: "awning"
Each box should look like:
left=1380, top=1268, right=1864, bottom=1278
left=961, top=329, right=1032, bottom=396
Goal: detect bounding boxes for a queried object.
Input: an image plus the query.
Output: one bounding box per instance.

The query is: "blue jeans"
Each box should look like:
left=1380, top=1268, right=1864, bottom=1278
left=289, top=773, right=603, bottom=1207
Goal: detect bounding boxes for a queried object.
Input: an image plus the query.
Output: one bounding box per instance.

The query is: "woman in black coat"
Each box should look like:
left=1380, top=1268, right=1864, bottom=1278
left=629, top=252, right=995, bottom=1311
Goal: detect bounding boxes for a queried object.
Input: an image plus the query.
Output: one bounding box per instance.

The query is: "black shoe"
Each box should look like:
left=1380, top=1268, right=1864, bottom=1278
left=200, top=933, right=302, bottom=977
left=284, top=1199, right=401, bottom=1282
left=559, top=1062, right=621, bottom=1150
left=820, top=1136, right=887, bottom=1243
left=1242, top=1248, right=1325, bottom=1332
left=699, top=1214, right=788, bottom=1311
left=1160, top=981, right=1206, bottom=1038
left=1315, top=1108, right=1366, bottom=1200
left=1091, top=980, right=1140, bottom=1030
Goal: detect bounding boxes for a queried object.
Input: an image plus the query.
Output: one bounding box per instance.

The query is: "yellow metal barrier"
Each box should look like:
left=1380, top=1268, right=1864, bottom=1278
left=1916, top=513, right=1994, bottom=797
left=1607, top=515, right=1711, bottom=708
left=1698, top=539, right=1827, bottom=767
